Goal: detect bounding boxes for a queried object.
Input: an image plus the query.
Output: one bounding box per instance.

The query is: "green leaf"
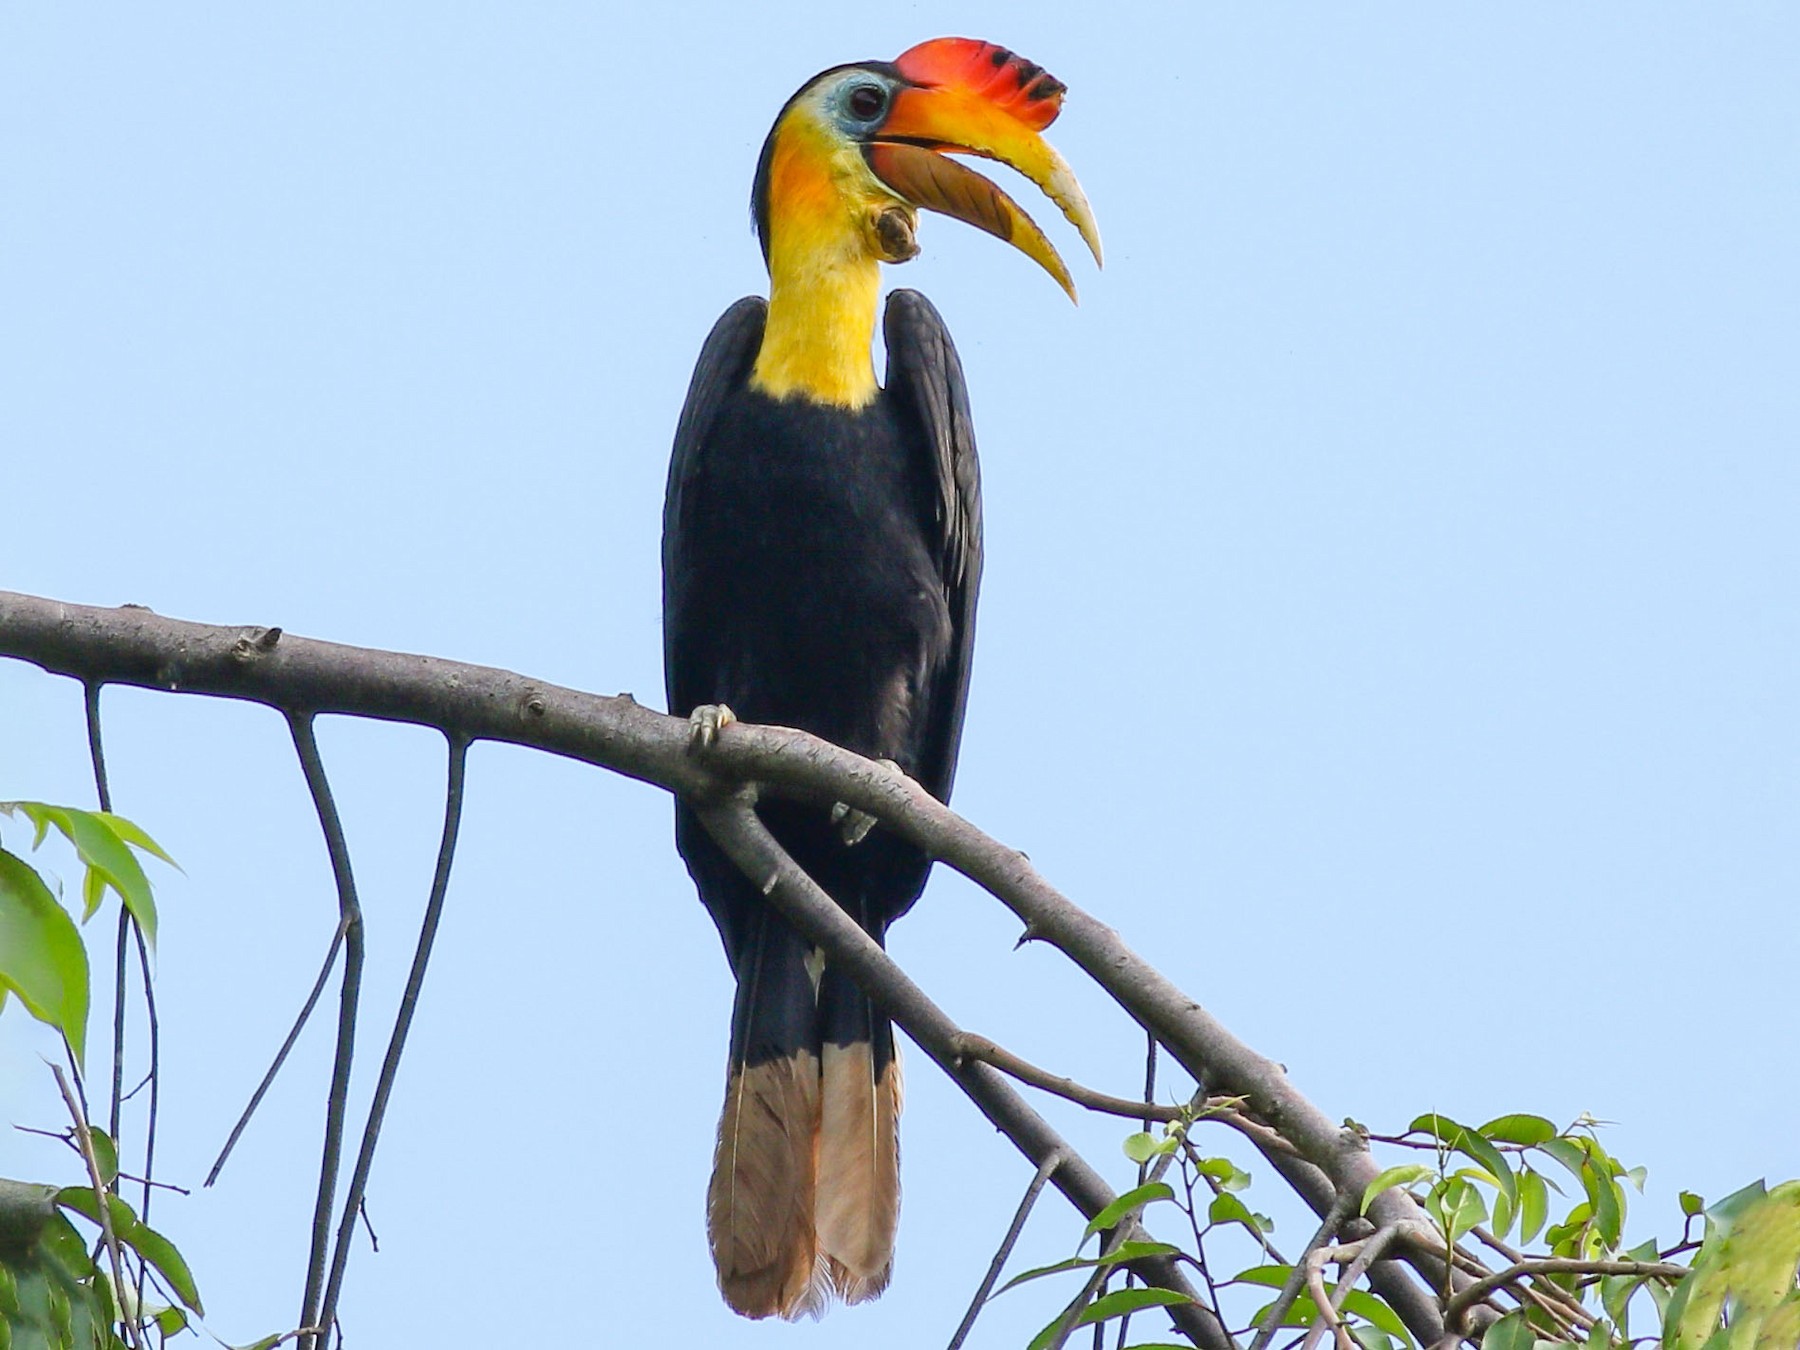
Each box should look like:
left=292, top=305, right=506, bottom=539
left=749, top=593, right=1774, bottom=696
left=999, top=1239, right=1185, bottom=1294
left=53, top=1185, right=137, bottom=1234
left=1349, top=1326, right=1394, bottom=1350
left=1230, top=1265, right=1293, bottom=1289
left=1361, top=1164, right=1435, bottom=1215
left=995, top=1256, right=1095, bottom=1293
left=1028, top=1305, right=1077, bottom=1350
left=1478, top=1114, right=1557, bottom=1146
left=1518, top=1168, right=1549, bottom=1246
left=1116, top=1137, right=1159, bottom=1166
left=1580, top=1157, right=1623, bottom=1248
left=1480, top=1310, right=1535, bottom=1350
left=1192, top=1156, right=1250, bottom=1190
left=1427, top=1176, right=1487, bottom=1244
left=1408, top=1111, right=1463, bottom=1140
left=1703, top=1179, right=1767, bottom=1234
left=1679, top=1190, right=1705, bottom=1217
left=126, top=1218, right=204, bottom=1315
left=1083, top=1183, right=1174, bottom=1241
left=86, top=1128, right=119, bottom=1187
left=1666, top=1182, right=1800, bottom=1350
left=81, top=864, right=107, bottom=922
left=234, top=1338, right=287, bottom=1350
left=154, top=1306, right=190, bottom=1335
left=1454, top=1131, right=1516, bottom=1210
left=1409, top=1112, right=1516, bottom=1208
left=7, top=803, right=164, bottom=948
left=1536, top=1136, right=1587, bottom=1182
left=1074, top=1287, right=1194, bottom=1326
left=1490, top=1176, right=1515, bottom=1240
left=36, top=1212, right=98, bottom=1279
left=1250, top=1294, right=1320, bottom=1329
left=0, top=846, right=90, bottom=1066
left=93, top=813, right=178, bottom=868
left=1341, top=1289, right=1411, bottom=1346
left=1208, top=1192, right=1261, bottom=1233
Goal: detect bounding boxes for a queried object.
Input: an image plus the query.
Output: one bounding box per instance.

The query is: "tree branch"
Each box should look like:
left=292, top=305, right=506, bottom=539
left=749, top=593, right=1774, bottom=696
left=695, top=795, right=1233, bottom=1350
left=0, top=590, right=1448, bottom=1338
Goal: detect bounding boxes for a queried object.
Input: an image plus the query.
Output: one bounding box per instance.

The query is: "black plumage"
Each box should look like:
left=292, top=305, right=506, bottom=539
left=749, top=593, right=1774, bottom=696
left=663, top=287, right=981, bottom=1315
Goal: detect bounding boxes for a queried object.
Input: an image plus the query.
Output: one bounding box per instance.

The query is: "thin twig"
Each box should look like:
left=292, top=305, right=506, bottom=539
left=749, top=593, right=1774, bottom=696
left=129, top=921, right=159, bottom=1225
left=953, top=1033, right=1297, bottom=1160
left=1302, top=1254, right=1355, bottom=1350
left=317, top=734, right=469, bottom=1350
left=1249, top=1189, right=1357, bottom=1350
left=1114, top=1032, right=1160, bottom=1350
left=1469, top=1227, right=1592, bottom=1330
left=54, top=1063, right=144, bottom=1350
left=948, top=1151, right=1064, bottom=1350
left=84, top=684, right=129, bottom=1165
left=954, top=1032, right=1188, bottom=1122
left=205, top=919, right=348, bottom=1187
left=288, top=714, right=366, bottom=1350
left=1442, top=1258, right=1689, bottom=1333
left=1296, top=1225, right=1419, bottom=1350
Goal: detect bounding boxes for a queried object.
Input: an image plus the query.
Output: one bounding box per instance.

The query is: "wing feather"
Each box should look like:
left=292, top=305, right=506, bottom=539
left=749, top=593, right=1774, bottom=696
left=882, top=289, right=984, bottom=803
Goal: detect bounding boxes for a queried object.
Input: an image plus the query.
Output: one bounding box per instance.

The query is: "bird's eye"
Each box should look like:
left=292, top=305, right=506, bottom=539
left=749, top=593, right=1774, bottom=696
left=847, top=84, right=887, bottom=120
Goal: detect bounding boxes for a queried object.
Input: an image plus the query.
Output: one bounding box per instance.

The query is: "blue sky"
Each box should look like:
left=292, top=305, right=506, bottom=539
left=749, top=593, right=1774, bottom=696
left=3, top=5, right=1796, bottom=1346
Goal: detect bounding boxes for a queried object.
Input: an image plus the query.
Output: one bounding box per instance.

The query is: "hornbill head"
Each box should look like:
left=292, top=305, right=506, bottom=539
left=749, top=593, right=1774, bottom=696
left=752, top=37, right=1103, bottom=301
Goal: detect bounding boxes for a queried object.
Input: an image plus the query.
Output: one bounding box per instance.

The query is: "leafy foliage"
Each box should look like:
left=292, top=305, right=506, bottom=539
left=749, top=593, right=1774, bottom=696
left=987, top=1100, right=1799, bottom=1349
left=0, top=808, right=236, bottom=1349
left=0, top=803, right=175, bottom=1066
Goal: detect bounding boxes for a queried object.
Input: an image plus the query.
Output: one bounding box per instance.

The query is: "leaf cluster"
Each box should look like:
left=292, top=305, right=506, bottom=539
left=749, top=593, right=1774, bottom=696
left=0, top=803, right=173, bottom=1067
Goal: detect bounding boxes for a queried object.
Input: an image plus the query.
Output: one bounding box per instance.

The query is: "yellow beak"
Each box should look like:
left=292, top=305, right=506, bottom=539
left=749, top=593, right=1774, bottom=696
left=866, top=82, right=1103, bottom=302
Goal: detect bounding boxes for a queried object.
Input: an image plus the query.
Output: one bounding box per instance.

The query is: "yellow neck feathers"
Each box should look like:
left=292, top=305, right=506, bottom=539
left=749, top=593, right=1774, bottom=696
left=751, top=113, right=887, bottom=410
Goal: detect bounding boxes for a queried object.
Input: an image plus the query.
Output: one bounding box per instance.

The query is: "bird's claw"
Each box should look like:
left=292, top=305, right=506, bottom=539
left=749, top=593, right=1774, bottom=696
left=832, top=759, right=904, bottom=846
left=688, top=703, right=736, bottom=751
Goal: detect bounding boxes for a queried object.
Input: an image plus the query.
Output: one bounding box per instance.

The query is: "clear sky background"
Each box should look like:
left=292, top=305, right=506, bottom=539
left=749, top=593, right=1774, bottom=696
left=3, top=5, right=1796, bottom=1347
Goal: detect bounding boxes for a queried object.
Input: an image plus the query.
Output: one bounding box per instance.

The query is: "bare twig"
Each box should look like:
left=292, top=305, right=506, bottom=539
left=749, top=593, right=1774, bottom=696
left=1249, top=1189, right=1358, bottom=1350
left=955, top=1033, right=1187, bottom=1122
left=53, top=1064, right=144, bottom=1350
left=317, top=734, right=469, bottom=1350
left=288, top=715, right=365, bottom=1350
left=948, top=1151, right=1065, bottom=1350
left=205, top=920, right=348, bottom=1187
left=1442, top=1258, right=1688, bottom=1333
left=1302, top=1254, right=1355, bottom=1350
left=1469, top=1227, right=1593, bottom=1330
left=1114, top=1032, right=1161, bottom=1350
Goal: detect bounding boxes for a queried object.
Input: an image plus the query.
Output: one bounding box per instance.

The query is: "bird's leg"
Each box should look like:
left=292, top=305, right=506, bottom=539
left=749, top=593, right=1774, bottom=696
left=687, top=703, right=736, bottom=750
left=831, top=759, right=904, bottom=846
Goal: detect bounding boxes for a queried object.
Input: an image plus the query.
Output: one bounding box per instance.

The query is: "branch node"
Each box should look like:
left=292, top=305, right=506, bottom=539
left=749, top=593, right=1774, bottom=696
left=522, top=690, right=547, bottom=718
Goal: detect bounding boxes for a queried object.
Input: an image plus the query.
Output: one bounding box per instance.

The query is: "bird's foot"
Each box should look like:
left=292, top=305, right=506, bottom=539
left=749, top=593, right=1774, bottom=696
left=831, top=759, right=904, bottom=846
left=687, top=703, right=736, bottom=751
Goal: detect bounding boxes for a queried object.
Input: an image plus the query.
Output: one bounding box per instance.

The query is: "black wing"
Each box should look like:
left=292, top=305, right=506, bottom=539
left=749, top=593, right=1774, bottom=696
left=662, top=296, right=766, bottom=709
left=882, top=289, right=984, bottom=804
